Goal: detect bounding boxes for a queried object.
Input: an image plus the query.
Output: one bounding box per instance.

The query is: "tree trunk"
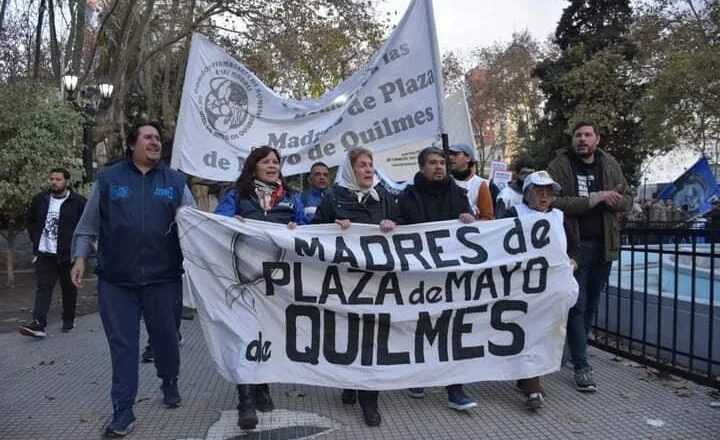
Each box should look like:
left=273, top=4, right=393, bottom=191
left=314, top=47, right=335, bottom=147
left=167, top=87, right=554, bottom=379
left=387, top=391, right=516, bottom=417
left=33, top=0, right=47, bottom=80
left=0, top=0, right=9, bottom=34
left=64, top=0, right=77, bottom=69
left=71, top=0, right=86, bottom=74
left=47, top=0, right=61, bottom=80
left=4, top=231, right=16, bottom=287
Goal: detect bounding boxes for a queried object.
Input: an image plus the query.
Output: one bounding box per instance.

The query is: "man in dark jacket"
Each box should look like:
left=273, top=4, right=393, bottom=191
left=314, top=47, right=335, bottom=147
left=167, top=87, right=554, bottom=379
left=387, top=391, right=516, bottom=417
left=397, top=147, right=478, bottom=411
left=70, top=122, right=195, bottom=438
left=547, top=121, right=632, bottom=393
left=19, top=168, right=87, bottom=338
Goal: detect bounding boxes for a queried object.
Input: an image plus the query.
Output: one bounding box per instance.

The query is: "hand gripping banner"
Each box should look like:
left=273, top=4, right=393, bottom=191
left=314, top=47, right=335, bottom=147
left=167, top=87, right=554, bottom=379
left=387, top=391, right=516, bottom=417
left=177, top=207, right=578, bottom=390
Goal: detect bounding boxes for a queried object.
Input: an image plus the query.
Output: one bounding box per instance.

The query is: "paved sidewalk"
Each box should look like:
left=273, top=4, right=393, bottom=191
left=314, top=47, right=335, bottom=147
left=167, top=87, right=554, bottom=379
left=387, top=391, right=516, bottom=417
left=1, top=312, right=718, bottom=440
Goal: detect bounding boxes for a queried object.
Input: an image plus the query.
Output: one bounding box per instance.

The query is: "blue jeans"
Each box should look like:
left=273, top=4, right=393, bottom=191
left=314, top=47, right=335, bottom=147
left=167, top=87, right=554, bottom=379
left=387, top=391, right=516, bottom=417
left=567, top=239, right=612, bottom=371
left=98, top=279, right=182, bottom=409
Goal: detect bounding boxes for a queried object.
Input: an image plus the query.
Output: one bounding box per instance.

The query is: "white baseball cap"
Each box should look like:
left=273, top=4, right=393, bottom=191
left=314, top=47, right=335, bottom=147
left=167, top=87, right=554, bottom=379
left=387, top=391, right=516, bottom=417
left=522, top=170, right=561, bottom=193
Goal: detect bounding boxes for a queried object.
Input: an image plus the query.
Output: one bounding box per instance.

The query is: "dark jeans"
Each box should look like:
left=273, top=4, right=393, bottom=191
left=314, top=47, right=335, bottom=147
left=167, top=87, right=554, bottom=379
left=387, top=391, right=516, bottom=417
left=32, top=253, right=77, bottom=328
left=567, top=239, right=612, bottom=371
left=98, top=279, right=182, bottom=409
left=358, top=390, right=379, bottom=408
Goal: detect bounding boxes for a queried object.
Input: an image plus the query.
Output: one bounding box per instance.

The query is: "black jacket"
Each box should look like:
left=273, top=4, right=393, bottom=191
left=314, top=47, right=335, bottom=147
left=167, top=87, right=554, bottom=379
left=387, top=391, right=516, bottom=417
left=398, top=173, right=471, bottom=224
left=27, top=190, right=87, bottom=261
left=312, top=184, right=401, bottom=225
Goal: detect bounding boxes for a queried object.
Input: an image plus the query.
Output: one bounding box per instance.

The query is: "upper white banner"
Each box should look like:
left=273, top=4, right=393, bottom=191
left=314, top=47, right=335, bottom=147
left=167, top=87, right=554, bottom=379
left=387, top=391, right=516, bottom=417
left=177, top=207, right=578, bottom=389
left=172, top=0, right=444, bottom=180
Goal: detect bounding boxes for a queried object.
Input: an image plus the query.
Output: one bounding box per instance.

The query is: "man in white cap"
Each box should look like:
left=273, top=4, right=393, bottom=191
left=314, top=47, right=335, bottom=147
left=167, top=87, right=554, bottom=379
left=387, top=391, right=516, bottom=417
left=448, top=143, right=494, bottom=220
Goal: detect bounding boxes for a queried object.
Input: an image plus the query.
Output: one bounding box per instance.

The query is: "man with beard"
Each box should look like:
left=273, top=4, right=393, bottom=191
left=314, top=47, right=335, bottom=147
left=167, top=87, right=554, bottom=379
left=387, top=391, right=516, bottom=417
left=495, top=154, right=535, bottom=218
left=19, top=168, right=87, bottom=338
left=547, top=121, right=632, bottom=392
left=448, top=143, right=494, bottom=220
left=397, top=147, right=478, bottom=411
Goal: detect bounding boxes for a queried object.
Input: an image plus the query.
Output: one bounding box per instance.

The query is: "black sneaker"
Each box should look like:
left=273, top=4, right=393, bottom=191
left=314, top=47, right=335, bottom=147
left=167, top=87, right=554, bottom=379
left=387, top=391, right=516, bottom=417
left=62, top=320, right=74, bottom=332
left=103, top=407, right=135, bottom=438
left=141, top=345, right=154, bottom=363
left=18, top=321, right=46, bottom=338
left=161, top=378, right=181, bottom=408
left=575, top=367, right=597, bottom=392
left=341, top=389, right=357, bottom=405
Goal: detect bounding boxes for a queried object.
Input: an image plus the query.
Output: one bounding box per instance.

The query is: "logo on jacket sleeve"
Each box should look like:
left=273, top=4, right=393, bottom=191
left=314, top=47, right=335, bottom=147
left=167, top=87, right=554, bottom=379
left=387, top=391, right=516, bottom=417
left=154, top=187, right=175, bottom=200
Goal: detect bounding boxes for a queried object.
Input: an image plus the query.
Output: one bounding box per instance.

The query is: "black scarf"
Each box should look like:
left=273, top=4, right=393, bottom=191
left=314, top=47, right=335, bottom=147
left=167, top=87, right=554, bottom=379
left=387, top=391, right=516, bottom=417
left=451, top=167, right=472, bottom=181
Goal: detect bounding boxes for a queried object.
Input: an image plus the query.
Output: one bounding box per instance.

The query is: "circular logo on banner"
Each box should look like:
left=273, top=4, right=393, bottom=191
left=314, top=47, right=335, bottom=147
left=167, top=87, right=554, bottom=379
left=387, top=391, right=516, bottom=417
left=194, top=61, right=264, bottom=140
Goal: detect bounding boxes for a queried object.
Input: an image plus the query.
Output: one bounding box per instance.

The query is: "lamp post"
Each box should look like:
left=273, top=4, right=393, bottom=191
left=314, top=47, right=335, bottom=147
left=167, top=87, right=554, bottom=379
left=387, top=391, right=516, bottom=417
left=62, top=72, right=114, bottom=182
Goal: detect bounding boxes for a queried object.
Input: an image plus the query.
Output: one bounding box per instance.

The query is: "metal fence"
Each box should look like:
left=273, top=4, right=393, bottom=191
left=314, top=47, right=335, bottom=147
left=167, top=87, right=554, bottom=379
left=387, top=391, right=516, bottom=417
left=590, top=222, right=719, bottom=388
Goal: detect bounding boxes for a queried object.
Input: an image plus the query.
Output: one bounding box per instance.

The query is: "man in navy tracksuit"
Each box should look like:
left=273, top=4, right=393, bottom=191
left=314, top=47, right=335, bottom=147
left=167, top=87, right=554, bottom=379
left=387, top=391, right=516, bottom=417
left=71, top=122, right=195, bottom=438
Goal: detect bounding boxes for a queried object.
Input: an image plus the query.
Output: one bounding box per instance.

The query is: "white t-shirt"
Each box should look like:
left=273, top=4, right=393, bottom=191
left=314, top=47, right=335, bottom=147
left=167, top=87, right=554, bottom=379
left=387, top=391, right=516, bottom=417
left=454, top=174, right=488, bottom=217
left=38, top=193, right=69, bottom=254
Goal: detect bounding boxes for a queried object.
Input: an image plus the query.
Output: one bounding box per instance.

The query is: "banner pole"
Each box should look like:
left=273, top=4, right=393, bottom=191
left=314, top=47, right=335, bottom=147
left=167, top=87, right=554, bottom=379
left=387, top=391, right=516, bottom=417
left=442, top=132, right=450, bottom=174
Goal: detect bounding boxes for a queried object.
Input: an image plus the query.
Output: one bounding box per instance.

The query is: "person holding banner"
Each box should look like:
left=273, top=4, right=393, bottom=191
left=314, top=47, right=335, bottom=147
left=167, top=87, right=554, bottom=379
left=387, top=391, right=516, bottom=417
left=448, top=143, right=494, bottom=220
left=397, top=146, right=479, bottom=411
left=214, top=145, right=307, bottom=430
left=547, top=121, right=632, bottom=392
left=312, top=147, right=401, bottom=427
left=501, top=170, right=578, bottom=410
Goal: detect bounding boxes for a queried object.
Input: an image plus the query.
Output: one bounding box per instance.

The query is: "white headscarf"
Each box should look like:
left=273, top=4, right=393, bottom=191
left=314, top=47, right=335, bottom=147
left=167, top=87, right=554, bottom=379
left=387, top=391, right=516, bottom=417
left=335, top=151, right=380, bottom=203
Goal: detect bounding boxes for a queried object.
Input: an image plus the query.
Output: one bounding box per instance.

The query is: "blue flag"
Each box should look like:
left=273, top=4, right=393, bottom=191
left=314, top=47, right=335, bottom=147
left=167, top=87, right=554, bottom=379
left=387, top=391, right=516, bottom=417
left=658, top=156, right=720, bottom=214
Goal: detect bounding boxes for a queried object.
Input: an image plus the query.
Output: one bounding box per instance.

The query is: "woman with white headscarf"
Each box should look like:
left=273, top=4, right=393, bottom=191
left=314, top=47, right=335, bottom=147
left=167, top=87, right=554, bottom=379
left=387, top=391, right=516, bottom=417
left=312, top=147, right=400, bottom=427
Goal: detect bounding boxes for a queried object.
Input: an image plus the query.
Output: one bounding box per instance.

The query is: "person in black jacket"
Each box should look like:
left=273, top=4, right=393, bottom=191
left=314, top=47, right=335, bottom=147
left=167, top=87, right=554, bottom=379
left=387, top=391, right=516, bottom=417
left=19, top=168, right=87, bottom=338
left=397, top=147, right=479, bottom=410
left=215, top=146, right=306, bottom=431
left=312, top=147, right=400, bottom=427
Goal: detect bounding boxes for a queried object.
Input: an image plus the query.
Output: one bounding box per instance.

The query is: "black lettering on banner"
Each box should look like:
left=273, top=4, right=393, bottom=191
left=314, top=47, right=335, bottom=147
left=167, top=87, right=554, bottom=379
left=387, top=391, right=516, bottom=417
left=523, top=257, right=548, bottom=294
left=285, top=305, right=320, bottom=365
left=474, top=268, right=498, bottom=300
left=292, top=262, right=308, bottom=301
left=361, top=314, right=376, bottom=366
left=347, top=268, right=374, bottom=305
left=319, top=266, right=347, bottom=304
left=415, top=310, right=452, bottom=362
left=332, top=237, right=359, bottom=267
left=426, top=229, right=460, bottom=268
left=489, top=300, right=527, bottom=356
left=426, top=286, right=443, bottom=303
left=263, top=262, right=289, bottom=296
left=360, top=235, right=395, bottom=271
left=500, top=262, right=522, bottom=296
left=376, top=272, right=403, bottom=305
left=295, top=237, right=325, bottom=260
left=452, top=305, right=488, bottom=360
left=392, top=233, right=431, bottom=271
left=377, top=313, right=411, bottom=365
left=456, top=226, right=488, bottom=264
left=531, top=219, right=551, bottom=249
left=445, top=271, right=472, bottom=301
left=323, top=310, right=359, bottom=365
left=503, top=219, right=527, bottom=255
left=245, top=332, right=272, bottom=362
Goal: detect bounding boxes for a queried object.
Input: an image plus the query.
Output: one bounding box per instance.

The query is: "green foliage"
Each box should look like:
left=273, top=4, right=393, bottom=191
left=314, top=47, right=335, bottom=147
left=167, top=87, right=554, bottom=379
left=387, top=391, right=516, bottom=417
left=0, top=81, right=83, bottom=234
left=636, top=0, right=720, bottom=163
left=532, top=0, right=645, bottom=182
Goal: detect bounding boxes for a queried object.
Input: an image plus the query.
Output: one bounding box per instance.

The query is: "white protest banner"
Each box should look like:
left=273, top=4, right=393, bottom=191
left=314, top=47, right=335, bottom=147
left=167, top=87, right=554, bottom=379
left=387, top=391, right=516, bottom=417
left=177, top=207, right=578, bottom=389
left=493, top=170, right=513, bottom=192
left=172, top=0, right=444, bottom=180
left=374, top=85, right=477, bottom=182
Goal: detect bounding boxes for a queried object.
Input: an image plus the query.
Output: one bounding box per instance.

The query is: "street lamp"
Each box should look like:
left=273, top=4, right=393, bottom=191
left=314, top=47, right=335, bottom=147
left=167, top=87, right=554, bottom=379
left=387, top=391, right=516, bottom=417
left=62, top=72, right=114, bottom=181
